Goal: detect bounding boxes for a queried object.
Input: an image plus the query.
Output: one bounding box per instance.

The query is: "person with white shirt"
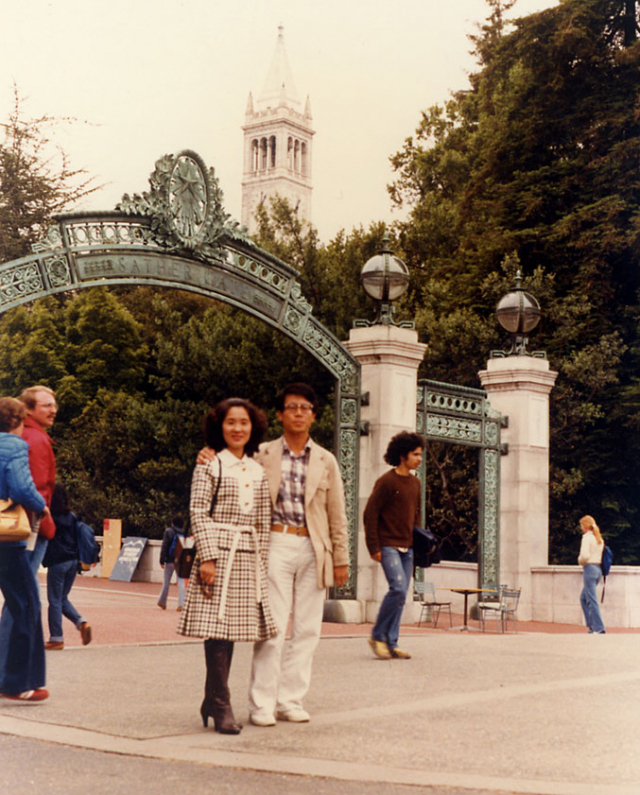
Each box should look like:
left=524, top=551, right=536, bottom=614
left=178, top=398, right=276, bottom=734
left=578, top=514, right=606, bottom=635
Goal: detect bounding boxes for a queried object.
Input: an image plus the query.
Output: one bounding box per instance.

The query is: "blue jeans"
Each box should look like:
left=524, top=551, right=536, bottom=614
left=157, top=563, right=186, bottom=608
left=580, top=564, right=605, bottom=633
left=372, top=547, right=414, bottom=650
left=0, top=545, right=46, bottom=694
left=0, top=533, right=49, bottom=675
left=47, top=559, right=85, bottom=641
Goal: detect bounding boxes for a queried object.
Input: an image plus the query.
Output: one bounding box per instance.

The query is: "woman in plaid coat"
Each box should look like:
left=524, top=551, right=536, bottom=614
left=178, top=398, right=276, bottom=734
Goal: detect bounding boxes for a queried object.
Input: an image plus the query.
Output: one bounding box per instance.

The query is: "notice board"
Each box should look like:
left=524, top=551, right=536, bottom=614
left=109, top=537, right=148, bottom=582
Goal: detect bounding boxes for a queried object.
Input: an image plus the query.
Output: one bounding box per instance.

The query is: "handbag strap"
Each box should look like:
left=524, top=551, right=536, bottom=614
left=209, top=457, right=222, bottom=517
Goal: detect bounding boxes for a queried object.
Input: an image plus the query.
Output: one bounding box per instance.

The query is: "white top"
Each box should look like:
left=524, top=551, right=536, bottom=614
left=217, top=448, right=263, bottom=516
left=578, top=530, right=604, bottom=566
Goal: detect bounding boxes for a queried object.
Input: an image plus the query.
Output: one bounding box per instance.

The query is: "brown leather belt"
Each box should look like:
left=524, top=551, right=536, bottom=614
left=271, top=524, right=309, bottom=537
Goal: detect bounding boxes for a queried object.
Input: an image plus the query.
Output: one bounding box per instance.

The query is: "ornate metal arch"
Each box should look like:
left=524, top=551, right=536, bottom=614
left=0, top=150, right=361, bottom=597
left=416, top=379, right=507, bottom=589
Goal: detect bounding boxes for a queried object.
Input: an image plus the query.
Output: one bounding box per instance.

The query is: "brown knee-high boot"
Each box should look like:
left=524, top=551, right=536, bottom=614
left=201, top=639, right=242, bottom=734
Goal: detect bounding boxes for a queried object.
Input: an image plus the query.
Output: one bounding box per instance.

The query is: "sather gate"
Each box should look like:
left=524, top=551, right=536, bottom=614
left=0, top=150, right=362, bottom=596
left=416, top=378, right=506, bottom=588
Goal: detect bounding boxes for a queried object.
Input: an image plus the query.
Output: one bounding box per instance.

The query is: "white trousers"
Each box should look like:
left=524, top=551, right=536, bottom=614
left=248, top=533, right=325, bottom=717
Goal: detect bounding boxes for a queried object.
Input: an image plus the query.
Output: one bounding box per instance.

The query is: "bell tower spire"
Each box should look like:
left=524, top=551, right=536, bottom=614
left=241, top=26, right=314, bottom=234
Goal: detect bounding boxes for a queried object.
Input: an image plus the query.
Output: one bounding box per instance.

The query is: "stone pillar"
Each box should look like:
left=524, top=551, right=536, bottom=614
left=478, top=356, right=557, bottom=620
left=344, top=325, right=427, bottom=623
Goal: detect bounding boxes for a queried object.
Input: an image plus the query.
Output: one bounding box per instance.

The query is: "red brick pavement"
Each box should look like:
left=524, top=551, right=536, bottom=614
left=37, top=573, right=639, bottom=648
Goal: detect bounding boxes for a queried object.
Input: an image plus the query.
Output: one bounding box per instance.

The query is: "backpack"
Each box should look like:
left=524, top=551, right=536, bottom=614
left=168, top=531, right=182, bottom=563
left=600, top=544, right=613, bottom=603
left=412, top=526, right=442, bottom=569
left=76, top=519, right=100, bottom=568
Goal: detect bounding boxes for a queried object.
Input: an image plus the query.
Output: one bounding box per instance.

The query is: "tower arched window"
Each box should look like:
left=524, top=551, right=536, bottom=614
left=294, top=139, right=300, bottom=173
left=260, top=138, right=268, bottom=170
left=251, top=139, right=259, bottom=172
left=301, top=142, right=307, bottom=176
left=269, top=136, right=276, bottom=168
left=287, top=137, right=293, bottom=170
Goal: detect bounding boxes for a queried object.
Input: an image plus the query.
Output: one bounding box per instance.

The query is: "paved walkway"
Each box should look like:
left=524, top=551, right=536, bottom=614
left=1, top=576, right=639, bottom=795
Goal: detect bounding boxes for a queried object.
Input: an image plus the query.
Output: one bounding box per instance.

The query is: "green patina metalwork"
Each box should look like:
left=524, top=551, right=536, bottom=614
left=416, top=378, right=506, bottom=589
left=0, top=150, right=361, bottom=597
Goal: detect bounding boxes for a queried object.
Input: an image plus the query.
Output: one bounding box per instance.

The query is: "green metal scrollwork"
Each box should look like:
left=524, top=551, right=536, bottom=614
left=416, top=379, right=505, bottom=589
left=0, top=150, right=361, bottom=597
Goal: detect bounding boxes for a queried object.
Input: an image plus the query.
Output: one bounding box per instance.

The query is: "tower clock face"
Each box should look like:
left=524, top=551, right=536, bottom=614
left=168, top=152, right=209, bottom=245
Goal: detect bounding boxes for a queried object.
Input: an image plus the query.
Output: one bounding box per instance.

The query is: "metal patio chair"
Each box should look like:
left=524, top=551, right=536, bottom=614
left=480, top=587, right=521, bottom=633
left=477, top=583, right=507, bottom=631
left=416, top=581, right=453, bottom=628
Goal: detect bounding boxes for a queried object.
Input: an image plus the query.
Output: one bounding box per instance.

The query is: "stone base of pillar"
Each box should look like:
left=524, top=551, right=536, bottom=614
left=323, top=599, right=365, bottom=624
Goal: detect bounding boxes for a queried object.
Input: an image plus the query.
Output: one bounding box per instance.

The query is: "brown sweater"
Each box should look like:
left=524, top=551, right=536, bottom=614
left=363, top=469, right=421, bottom=556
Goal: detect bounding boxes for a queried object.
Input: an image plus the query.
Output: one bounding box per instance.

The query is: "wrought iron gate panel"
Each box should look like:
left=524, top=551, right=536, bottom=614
left=0, top=150, right=361, bottom=596
left=416, top=378, right=505, bottom=587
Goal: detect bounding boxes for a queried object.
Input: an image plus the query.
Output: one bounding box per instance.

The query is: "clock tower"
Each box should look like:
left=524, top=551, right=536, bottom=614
left=241, top=26, right=314, bottom=234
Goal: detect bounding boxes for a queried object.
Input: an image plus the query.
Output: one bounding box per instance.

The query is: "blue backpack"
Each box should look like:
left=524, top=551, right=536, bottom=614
left=600, top=544, right=613, bottom=603
left=76, top=519, right=100, bottom=566
left=168, top=531, right=181, bottom=562
left=601, top=545, right=613, bottom=577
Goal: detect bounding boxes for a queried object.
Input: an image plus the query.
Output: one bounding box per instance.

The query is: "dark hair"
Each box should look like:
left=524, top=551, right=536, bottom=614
left=384, top=431, right=425, bottom=467
left=0, top=397, right=27, bottom=432
left=203, top=397, right=267, bottom=456
left=172, top=515, right=184, bottom=529
left=275, top=383, right=318, bottom=414
left=51, top=483, right=70, bottom=514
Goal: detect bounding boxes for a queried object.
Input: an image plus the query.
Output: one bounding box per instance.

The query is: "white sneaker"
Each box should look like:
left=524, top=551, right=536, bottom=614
left=276, top=708, right=310, bottom=723
left=250, top=713, right=276, bottom=727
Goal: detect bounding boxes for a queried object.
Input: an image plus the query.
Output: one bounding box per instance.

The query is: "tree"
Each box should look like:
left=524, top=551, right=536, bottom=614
left=0, top=88, right=98, bottom=263
left=388, top=0, right=640, bottom=562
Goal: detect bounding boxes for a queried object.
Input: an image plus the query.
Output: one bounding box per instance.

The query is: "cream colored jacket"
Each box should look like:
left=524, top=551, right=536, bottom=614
left=257, top=437, right=349, bottom=588
left=578, top=531, right=604, bottom=566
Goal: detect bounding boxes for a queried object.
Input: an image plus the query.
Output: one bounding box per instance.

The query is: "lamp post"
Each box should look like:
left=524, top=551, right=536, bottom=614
left=354, top=233, right=412, bottom=328
left=491, top=270, right=544, bottom=358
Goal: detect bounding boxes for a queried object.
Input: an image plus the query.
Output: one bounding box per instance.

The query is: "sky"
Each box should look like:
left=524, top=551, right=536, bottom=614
left=1, top=0, right=560, bottom=241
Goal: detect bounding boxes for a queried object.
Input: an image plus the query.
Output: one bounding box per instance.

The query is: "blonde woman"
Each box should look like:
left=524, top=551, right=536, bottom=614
left=578, top=515, right=606, bottom=634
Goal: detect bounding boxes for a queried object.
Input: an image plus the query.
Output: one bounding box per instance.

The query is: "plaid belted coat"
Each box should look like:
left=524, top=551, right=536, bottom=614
left=177, top=450, right=277, bottom=642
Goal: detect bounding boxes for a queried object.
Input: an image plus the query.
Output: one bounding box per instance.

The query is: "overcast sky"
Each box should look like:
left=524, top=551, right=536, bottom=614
left=1, top=0, right=559, bottom=241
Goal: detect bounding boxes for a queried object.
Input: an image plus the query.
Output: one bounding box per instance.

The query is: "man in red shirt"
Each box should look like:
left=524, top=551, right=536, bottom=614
left=364, top=431, right=424, bottom=660
left=18, top=386, right=58, bottom=571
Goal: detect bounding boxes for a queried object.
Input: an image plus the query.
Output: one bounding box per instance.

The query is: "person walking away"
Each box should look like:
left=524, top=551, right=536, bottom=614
left=0, top=397, right=49, bottom=702
left=578, top=515, right=606, bottom=634
left=157, top=515, right=187, bottom=611
left=178, top=398, right=276, bottom=735
left=42, top=484, right=92, bottom=650
left=364, top=431, right=424, bottom=660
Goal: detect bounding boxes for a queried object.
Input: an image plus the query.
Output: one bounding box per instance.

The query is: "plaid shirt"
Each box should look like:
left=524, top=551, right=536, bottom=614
left=271, top=438, right=311, bottom=527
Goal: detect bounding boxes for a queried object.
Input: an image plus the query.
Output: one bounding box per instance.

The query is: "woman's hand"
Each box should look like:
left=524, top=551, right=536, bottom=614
left=199, top=560, right=216, bottom=585
left=196, top=447, right=217, bottom=466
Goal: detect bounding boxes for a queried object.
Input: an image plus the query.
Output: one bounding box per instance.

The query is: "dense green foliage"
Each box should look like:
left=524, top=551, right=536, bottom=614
left=389, top=0, right=640, bottom=562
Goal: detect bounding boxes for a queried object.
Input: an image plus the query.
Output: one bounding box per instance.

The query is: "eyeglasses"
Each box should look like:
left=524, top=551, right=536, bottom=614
left=283, top=403, right=314, bottom=413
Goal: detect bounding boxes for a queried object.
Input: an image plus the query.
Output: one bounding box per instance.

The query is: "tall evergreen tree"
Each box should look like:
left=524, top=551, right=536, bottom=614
left=389, top=0, right=640, bottom=561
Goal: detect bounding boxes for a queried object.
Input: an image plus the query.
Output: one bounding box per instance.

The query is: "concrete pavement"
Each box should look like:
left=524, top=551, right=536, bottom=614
left=1, top=576, right=639, bottom=795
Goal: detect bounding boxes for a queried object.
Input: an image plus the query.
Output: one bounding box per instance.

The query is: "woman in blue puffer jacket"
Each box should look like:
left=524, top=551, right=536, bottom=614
left=0, top=397, right=49, bottom=702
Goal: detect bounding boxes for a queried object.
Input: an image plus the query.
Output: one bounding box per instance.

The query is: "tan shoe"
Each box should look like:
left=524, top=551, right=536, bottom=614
left=45, top=641, right=64, bottom=651
left=390, top=647, right=412, bottom=659
left=276, top=708, right=310, bottom=722
left=79, top=622, right=92, bottom=646
left=368, top=637, right=392, bottom=659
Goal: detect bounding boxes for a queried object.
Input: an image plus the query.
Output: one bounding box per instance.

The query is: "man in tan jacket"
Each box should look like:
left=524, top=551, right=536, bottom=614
left=249, top=383, right=348, bottom=726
